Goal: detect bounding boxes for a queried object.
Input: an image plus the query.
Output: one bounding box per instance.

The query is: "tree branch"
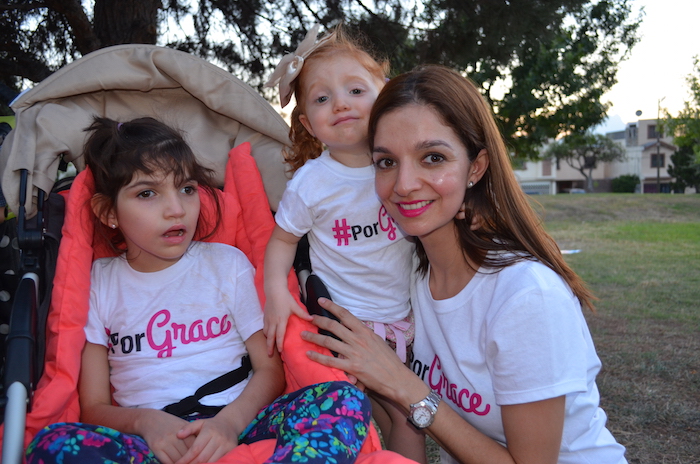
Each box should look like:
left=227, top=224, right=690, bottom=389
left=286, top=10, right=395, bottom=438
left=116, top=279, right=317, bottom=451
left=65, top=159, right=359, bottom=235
left=44, top=0, right=101, bottom=54
left=352, top=0, right=379, bottom=18
left=0, top=2, right=47, bottom=12
left=297, top=0, right=323, bottom=24
left=0, top=54, right=53, bottom=83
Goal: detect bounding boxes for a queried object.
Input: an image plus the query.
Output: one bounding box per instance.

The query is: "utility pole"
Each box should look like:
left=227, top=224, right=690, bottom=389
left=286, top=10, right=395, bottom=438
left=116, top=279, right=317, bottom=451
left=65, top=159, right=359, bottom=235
left=656, top=97, right=666, bottom=193
left=635, top=110, right=643, bottom=193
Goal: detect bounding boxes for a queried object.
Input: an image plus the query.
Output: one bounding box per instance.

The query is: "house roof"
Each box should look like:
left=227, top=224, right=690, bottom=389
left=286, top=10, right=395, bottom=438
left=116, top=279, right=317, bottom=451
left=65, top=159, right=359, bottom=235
left=641, top=140, right=677, bottom=151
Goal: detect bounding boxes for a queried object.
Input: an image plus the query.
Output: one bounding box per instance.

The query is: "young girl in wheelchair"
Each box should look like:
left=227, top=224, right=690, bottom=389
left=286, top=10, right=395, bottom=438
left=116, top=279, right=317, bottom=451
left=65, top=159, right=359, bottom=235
left=25, top=116, right=372, bottom=464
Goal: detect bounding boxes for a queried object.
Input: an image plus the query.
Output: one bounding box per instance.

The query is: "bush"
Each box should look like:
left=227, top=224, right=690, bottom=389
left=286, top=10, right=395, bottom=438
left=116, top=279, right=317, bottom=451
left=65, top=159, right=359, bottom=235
left=611, top=174, right=639, bottom=193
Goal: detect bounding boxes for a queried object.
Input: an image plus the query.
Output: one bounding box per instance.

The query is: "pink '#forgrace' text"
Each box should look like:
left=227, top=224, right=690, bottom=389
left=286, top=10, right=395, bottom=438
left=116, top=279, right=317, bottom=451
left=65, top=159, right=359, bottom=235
left=146, top=309, right=232, bottom=358
left=428, top=355, right=491, bottom=416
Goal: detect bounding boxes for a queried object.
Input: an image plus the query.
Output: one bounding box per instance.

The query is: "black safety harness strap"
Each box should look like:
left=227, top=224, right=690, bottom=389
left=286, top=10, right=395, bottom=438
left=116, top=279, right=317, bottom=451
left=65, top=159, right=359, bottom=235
left=162, top=355, right=252, bottom=417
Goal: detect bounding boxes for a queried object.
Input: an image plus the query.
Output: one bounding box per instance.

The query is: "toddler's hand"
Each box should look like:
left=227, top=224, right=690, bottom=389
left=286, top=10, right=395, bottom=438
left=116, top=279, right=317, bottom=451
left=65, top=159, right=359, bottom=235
left=263, top=289, right=312, bottom=356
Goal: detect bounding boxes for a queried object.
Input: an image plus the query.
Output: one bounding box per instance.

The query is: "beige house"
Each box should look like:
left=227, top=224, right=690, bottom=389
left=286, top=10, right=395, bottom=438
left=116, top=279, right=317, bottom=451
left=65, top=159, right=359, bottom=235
left=517, top=118, right=678, bottom=194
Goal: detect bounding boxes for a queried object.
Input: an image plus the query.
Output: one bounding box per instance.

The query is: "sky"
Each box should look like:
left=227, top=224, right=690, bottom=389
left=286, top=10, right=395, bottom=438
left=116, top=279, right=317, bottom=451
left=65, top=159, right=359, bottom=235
left=596, top=0, right=700, bottom=133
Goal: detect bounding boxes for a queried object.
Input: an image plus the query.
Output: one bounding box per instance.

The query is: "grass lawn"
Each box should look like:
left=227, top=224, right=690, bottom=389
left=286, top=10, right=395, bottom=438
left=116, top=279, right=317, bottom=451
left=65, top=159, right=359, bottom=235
left=427, top=193, right=700, bottom=463
left=536, top=194, right=700, bottom=328
left=534, top=193, right=700, bottom=464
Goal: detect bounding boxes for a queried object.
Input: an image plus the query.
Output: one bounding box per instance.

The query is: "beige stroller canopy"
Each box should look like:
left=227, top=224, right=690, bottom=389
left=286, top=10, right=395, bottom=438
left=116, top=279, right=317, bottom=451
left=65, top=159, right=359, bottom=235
left=0, top=44, right=292, bottom=216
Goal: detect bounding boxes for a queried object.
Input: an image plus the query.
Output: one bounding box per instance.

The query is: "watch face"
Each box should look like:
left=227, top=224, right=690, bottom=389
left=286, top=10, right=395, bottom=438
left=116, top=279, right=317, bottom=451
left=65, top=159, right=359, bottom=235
left=412, top=406, right=432, bottom=427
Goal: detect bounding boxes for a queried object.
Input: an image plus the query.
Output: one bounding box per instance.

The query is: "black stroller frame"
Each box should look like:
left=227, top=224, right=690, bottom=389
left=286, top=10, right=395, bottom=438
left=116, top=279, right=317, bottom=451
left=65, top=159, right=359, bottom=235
left=293, top=235, right=341, bottom=355
left=1, top=168, right=64, bottom=464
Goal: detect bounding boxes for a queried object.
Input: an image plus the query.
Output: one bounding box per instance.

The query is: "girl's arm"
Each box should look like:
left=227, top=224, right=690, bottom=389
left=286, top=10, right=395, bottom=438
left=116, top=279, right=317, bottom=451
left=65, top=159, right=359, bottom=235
left=174, top=330, right=285, bottom=464
left=303, top=298, right=565, bottom=464
left=263, top=224, right=311, bottom=355
left=79, top=342, right=194, bottom=464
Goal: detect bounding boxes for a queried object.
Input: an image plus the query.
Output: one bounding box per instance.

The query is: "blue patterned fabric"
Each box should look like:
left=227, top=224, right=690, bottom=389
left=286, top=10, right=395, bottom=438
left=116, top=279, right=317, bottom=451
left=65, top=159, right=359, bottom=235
left=26, top=381, right=371, bottom=464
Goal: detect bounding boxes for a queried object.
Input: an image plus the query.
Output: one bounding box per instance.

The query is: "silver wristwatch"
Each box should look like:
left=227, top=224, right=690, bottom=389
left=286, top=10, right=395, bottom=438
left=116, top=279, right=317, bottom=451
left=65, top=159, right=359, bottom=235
left=408, top=390, right=441, bottom=429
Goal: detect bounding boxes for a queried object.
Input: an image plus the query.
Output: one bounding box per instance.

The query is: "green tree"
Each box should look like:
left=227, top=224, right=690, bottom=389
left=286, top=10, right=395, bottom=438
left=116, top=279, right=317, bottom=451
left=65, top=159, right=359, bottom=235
left=668, top=145, right=700, bottom=192
left=545, top=133, right=626, bottom=192
left=1, top=0, right=641, bottom=156
left=663, top=56, right=700, bottom=192
left=664, top=57, right=700, bottom=157
left=611, top=174, right=639, bottom=193
left=412, top=0, right=641, bottom=158
left=662, top=56, right=700, bottom=193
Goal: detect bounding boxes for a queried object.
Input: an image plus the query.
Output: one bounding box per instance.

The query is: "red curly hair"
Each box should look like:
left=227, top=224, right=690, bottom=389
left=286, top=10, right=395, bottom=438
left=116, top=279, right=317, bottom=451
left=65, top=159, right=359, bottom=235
left=285, top=24, right=389, bottom=172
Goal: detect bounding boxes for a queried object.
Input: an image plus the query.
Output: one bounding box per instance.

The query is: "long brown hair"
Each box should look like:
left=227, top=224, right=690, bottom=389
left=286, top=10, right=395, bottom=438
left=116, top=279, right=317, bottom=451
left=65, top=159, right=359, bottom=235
left=83, top=116, right=222, bottom=253
left=368, top=65, right=595, bottom=310
left=286, top=24, right=389, bottom=172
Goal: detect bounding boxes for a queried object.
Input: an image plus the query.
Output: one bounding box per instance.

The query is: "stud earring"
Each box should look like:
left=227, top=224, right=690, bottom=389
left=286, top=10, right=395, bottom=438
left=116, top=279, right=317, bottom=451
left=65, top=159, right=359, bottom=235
left=468, top=181, right=474, bottom=188
left=110, top=224, right=117, bottom=229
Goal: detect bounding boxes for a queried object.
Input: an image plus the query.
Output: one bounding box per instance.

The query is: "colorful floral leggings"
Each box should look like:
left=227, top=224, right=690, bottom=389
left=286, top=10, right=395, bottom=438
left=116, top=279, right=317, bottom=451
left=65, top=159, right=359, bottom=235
left=25, top=381, right=371, bottom=464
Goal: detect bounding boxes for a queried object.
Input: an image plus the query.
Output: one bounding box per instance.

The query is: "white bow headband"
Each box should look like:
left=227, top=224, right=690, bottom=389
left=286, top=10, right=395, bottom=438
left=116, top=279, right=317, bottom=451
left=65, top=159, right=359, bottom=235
left=264, top=24, right=333, bottom=108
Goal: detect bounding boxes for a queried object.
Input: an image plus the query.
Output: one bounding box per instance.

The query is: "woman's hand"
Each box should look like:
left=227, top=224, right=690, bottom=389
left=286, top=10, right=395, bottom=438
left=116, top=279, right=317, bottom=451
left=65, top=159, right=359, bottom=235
left=302, top=300, right=565, bottom=464
left=301, top=297, right=421, bottom=407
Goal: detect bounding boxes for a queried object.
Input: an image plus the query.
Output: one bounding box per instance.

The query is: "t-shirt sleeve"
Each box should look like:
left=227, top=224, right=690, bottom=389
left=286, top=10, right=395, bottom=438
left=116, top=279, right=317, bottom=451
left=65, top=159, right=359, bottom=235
left=486, top=274, right=589, bottom=405
left=274, top=176, right=315, bottom=237
left=228, top=251, right=264, bottom=341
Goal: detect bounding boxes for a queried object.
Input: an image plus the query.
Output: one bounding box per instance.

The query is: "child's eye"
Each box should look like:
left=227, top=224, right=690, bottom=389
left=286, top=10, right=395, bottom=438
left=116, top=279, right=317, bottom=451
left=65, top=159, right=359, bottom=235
left=181, top=185, right=197, bottom=195
left=315, top=96, right=328, bottom=104
left=137, top=190, right=155, bottom=198
left=350, top=88, right=363, bottom=95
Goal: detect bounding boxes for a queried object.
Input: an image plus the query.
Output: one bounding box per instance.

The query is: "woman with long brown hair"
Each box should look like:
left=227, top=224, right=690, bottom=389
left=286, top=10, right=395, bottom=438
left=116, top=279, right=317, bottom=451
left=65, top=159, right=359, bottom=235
left=303, top=65, right=627, bottom=464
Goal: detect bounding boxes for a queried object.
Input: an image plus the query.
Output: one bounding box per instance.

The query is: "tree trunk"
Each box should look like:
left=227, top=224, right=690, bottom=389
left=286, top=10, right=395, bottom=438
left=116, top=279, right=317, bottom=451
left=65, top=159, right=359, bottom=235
left=575, top=167, right=592, bottom=193
left=93, top=0, right=160, bottom=46
left=586, top=168, right=594, bottom=192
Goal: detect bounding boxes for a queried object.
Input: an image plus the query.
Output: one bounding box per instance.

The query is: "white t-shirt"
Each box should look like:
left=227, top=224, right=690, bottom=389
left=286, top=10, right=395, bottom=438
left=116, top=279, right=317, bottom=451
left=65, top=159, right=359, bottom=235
left=411, top=259, right=627, bottom=464
left=275, top=150, right=413, bottom=323
left=85, top=241, right=263, bottom=410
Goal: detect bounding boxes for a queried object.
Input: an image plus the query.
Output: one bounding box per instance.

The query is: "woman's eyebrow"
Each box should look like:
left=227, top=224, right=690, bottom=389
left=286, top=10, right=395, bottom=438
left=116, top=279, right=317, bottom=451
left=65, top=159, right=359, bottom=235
left=416, top=139, right=453, bottom=150
left=373, top=139, right=453, bottom=154
left=372, top=146, right=391, bottom=154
